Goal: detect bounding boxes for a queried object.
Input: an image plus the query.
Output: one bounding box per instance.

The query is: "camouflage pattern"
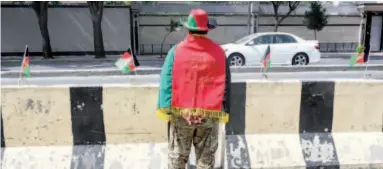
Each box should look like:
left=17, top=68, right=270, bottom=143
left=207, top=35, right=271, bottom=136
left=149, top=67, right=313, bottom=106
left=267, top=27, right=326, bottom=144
left=168, top=116, right=219, bottom=169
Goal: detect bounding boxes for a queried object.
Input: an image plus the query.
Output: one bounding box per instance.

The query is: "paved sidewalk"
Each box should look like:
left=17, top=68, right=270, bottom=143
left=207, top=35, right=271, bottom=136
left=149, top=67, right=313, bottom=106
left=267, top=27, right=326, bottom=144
left=1, top=55, right=164, bottom=62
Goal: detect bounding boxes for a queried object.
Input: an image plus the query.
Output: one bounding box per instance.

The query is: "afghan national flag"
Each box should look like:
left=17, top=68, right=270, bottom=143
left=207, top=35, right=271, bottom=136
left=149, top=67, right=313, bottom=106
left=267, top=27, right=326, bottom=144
left=114, top=49, right=136, bottom=74
left=261, top=45, right=271, bottom=71
left=349, top=52, right=364, bottom=66
left=22, top=47, right=31, bottom=77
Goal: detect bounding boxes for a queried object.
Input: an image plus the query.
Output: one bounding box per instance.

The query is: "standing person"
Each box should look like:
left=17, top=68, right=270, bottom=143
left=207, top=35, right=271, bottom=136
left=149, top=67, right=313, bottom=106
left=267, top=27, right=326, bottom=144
left=156, top=9, right=231, bottom=169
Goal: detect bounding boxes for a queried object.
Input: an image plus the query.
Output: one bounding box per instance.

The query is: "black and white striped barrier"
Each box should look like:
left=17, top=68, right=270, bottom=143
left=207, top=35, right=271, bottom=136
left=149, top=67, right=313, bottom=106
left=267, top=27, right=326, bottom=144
left=1, top=80, right=382, bottom=169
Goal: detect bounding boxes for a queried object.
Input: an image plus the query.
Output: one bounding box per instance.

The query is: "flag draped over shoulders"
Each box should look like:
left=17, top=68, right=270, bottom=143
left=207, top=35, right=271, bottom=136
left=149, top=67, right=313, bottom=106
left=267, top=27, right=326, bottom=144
left=156, top=35, right=231, bottom=123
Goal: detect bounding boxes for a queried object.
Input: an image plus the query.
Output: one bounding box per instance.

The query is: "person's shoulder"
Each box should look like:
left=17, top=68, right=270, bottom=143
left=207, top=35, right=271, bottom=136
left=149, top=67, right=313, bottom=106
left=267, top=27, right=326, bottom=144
left=207, top=39, right=225, bottom=54
left=168, top=42, right=182, bottom=52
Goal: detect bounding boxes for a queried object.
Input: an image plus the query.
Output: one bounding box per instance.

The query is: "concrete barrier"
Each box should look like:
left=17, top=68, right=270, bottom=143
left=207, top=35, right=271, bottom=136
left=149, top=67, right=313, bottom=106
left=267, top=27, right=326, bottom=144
left=1, top=80, right=383, bottom=169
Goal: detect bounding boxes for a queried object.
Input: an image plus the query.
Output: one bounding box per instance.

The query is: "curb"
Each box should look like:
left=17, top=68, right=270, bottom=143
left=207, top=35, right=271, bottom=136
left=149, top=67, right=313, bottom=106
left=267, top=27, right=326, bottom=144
left=2, top=65, right=383, bottom=78
left=2, top=53, right=382, bottom=63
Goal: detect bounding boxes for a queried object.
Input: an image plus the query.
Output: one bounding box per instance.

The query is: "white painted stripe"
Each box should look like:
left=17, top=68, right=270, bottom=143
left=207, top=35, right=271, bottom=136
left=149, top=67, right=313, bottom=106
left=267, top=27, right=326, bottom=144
left=333, top=132, right=383, bottom=168
left=2, top=133, right=382, bottom=169
left=104, top=143, right=168, bottom=169
left=2, top=146, right=72, bottom=169
left=225, top=134, right=306, bottom=169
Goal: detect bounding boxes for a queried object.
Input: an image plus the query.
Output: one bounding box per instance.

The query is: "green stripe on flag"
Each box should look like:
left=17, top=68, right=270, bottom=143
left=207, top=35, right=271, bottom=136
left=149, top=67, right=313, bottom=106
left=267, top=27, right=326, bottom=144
left=122, top=66, right=131, bottom=74
left=115, top=58, right=131, bottom=74
left=23, top=65, right=31, bottom=77
left=349, top=55, right=358, bottom=67
left=263, top=60, right=271, bottom=73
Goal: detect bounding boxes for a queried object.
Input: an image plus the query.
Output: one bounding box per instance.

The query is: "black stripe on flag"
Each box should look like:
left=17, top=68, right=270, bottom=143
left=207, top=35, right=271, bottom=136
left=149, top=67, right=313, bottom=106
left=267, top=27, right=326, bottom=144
left=70, top=87, right=106, bottom=169
left=299, top=81, right=340, bottom=169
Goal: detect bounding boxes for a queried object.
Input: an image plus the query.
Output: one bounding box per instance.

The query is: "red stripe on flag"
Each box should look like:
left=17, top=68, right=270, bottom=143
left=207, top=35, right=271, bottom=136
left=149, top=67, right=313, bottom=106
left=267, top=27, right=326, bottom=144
left=122, top=52, right=131, bottom=59
left=262, top=53, right=270, bottom=68
left=23, top=56, right=30, bottom=68
left=356, top=52, right=364, bottom=64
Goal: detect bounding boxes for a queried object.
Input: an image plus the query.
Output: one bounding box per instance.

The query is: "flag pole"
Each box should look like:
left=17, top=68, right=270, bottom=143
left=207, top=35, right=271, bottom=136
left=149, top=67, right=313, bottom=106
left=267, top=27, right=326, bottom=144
left=129, top=46, right=138, bottom=76
left=363, top=47, right=372, bottom=78
left=260, top=65, right=268, bottom=79
left=18, top=45, right=28, bottom=86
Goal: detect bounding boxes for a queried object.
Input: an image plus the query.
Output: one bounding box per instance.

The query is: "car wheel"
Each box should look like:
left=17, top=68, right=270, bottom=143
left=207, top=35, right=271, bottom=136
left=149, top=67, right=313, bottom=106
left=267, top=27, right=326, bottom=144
left=292, top=53, right=309, bottom=65
left=228, top=53, right=245, bottom=66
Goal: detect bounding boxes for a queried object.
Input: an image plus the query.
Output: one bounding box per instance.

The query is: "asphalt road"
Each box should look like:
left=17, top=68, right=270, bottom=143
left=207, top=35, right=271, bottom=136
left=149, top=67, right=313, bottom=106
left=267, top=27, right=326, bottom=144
left=2, top=71, right=382, bottom=86
left=2, top=57, right=383, bottom=72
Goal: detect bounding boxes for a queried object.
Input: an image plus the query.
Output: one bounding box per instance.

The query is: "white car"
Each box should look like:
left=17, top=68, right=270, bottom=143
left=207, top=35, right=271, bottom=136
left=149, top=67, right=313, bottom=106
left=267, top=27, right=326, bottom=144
left=221, top=32, right=321, bottom=66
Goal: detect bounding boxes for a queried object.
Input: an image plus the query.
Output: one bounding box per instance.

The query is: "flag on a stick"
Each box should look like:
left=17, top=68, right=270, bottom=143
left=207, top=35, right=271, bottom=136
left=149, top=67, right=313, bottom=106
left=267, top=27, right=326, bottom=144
left=350, top=45, right=365, bottom=66
left=349, top=53, right=364, bottom=66
left=115, top=49, right=136, bottom=74
left=22, top=47, right=31, bottom=77
left=261, top=45, right=271, bottom=72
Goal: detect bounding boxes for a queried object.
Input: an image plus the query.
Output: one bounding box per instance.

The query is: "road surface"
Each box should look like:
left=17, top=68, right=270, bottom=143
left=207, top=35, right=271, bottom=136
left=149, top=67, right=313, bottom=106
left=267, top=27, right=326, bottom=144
left=2, top=71, right=382, bottom=86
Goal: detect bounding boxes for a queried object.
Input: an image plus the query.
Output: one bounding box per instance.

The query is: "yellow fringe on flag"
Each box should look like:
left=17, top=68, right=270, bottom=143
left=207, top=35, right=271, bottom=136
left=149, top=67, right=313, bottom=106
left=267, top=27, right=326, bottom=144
left=156, top=107, right=229, bottom=123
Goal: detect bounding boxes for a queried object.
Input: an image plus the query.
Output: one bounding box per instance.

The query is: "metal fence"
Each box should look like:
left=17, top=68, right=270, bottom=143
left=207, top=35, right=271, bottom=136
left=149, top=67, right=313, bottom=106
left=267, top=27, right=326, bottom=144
left=139, top=44, right=175, bottom=55
left=318, top=42, right=359, bottom=53
left=139, top=42, right=359, bottom=55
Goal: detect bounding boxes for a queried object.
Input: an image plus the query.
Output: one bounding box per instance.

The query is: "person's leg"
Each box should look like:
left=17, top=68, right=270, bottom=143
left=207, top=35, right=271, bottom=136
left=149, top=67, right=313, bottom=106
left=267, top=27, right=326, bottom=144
left=193, top=121, right=219, bottom=169
left=168, top=119, right=195, bottom=169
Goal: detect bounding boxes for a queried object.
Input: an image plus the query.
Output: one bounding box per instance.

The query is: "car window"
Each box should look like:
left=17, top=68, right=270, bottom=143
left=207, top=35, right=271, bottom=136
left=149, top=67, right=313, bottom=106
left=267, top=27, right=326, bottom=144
left=235, top=35, right=252, bottom=44
left=274, top=35, right=297, bottom=44
left=251, top=35, right=273, bottom=45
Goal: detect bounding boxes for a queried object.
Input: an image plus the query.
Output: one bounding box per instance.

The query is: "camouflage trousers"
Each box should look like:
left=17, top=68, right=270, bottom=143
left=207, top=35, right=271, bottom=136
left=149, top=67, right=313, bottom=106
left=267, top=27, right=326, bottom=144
left=168, top=117, right=219, bottom=169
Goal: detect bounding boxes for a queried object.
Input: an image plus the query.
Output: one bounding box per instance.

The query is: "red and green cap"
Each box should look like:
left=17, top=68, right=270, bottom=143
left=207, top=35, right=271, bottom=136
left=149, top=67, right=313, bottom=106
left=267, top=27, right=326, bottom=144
left=180, top=9, right=217, bottom=31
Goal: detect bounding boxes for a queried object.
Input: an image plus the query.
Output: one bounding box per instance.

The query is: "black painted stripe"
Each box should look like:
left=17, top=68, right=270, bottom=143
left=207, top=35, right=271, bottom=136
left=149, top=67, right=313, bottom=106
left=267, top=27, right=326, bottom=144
left=1, top=108, right=5, bottom=165
left=69, top=87, right=106, bottom=169
left=225, top=82, right=251, bottom=168
left=299, top=81, right=340, bottom=169
left=1, top=109, right=5, bottom=148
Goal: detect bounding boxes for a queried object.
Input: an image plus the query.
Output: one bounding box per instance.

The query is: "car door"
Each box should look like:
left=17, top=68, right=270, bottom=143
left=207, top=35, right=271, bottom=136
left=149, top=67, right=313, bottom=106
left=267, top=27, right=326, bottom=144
left=245, top=35, right=274, bottom=65
left=271, top=34, right=299, bottom=64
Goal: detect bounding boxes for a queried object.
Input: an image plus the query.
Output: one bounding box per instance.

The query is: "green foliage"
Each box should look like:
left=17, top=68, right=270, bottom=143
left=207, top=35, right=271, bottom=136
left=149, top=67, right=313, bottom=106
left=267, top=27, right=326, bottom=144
left=104, top=1, right=131, bottom=6
left=303, top=1, right=328, bottom=32
left=50, top=1, right=60, bottom=7
left=168, top=20, right=181, bottom=32
left=270, top=1, right=301, bottom=31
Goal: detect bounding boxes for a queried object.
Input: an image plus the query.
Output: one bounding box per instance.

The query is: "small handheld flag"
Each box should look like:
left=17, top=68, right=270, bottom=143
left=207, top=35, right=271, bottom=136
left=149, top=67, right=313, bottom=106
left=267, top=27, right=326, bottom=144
left=261, top=45, right=271, bottom=72
left=21, top=46, right=31, bottom=77
left=115, top=49, right=136, bottom=74
left=349, top=52, right=364, bottom=66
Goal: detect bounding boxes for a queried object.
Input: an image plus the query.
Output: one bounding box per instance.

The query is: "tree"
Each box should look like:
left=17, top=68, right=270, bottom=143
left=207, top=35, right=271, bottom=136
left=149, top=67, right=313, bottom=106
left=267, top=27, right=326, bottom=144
left=88, top=2, right=105, bottom=58
left=270, top=1, right=301, bottom=32
left=303, top=1, right=328, bottom=40
left=31, top=2, right=54, bottom=59
left=12, top=1, right=55, bottom=59
left=160, top=20, right=181, bottom=58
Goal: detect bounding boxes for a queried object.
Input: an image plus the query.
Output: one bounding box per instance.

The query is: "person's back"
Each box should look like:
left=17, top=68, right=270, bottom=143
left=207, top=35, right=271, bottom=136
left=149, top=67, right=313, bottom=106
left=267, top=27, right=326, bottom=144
left=156, top=9, right=231, bottom=169
left=172, top=34, right=227, bottom=114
